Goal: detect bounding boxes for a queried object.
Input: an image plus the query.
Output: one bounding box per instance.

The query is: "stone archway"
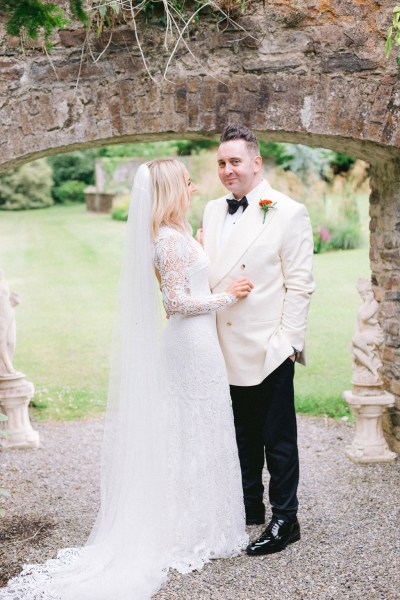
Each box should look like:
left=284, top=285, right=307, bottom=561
left=0, top=0, right=399, bottom=449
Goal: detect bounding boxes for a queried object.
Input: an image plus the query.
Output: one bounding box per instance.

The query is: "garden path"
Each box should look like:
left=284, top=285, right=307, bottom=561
left=0, top=416, right=398, bottom=599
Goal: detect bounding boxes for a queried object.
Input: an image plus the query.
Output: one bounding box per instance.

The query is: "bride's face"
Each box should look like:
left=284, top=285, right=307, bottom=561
left=185, top=171, right=197, bottom=208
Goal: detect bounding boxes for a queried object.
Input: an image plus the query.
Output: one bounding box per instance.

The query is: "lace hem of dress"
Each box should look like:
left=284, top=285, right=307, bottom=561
left=0, top=548, right=81, bottom=600
left=0, top=537, right=249, bottom=600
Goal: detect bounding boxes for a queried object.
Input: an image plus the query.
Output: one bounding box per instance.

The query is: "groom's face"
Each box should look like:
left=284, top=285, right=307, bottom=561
left=217, top=139, right=262, bottom=199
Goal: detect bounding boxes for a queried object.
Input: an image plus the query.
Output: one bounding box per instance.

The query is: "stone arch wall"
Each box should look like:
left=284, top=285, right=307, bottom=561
left=0, top=0, right=399, bottom=448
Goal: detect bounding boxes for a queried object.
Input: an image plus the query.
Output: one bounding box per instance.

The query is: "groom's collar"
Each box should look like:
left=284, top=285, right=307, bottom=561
left=226, top=179, right=270, bottom=205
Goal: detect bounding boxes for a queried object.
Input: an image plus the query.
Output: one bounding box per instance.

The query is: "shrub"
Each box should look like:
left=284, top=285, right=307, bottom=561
left=0, top=159, right=53, bottom=210
left=330, top=152, right=356, bottom=175
left=340, top=195, right=360, bottom=225
left=259, top=142, right=294, bottom=166
left=313, top=226, right=331, bottom=254
left=111, top=195, right=130, bottom=221
left=47, top=151, right=96, bottom=203
left=56, top=180, right=86, bottom=204
left=173, top=140, right=219, bottom=156
left=260, top=143, right=357, bottom=184
left=328, top=225, right=362, bottom=250
left=278, top=145, right=333, bottom=182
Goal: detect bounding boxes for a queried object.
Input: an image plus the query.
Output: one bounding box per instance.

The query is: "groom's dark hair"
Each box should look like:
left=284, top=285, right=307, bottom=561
left=220, top=124, right=260, bottom=155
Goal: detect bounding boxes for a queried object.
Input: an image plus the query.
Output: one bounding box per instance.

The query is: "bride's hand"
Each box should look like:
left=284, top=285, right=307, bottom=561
left=227, top=278, right=254, bottom=300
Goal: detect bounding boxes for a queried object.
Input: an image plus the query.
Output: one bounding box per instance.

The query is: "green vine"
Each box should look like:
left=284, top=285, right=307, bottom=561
left=0, top=0, right=71, bottom=48
left=386, top=5, right=400, bottom=65
left=0, top=1, right=254, bottom=78
left=0, top=1, right=250, bottom=46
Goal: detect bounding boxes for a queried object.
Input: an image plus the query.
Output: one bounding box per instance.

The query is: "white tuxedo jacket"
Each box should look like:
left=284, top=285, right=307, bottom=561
left=203, top=179, right=315, bottom=386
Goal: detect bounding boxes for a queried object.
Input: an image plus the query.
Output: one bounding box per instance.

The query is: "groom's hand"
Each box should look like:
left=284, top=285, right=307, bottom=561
left=289, top=354, right=296, bottom=362
left=196, top=228, right=204, bottom=246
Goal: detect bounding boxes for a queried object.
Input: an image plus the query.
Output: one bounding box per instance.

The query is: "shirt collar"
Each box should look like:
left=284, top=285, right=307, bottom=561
left=226, top=179, right=267, bottom=205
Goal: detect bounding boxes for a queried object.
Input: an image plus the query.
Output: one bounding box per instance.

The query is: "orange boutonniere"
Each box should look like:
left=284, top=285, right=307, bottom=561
left=259, top=199, right=276, bottom=223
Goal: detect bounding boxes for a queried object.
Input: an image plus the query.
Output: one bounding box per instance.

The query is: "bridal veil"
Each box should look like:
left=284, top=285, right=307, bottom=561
left=47, top=163, right=174, bottom=599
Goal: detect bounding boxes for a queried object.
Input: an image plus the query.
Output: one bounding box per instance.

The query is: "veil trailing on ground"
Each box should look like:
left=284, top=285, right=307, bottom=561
left=47, top=163, right=174, bottom=599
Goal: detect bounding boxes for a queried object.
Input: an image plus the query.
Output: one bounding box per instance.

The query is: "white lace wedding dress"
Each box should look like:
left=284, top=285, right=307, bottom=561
left=0, top=226, right=248, bottom=600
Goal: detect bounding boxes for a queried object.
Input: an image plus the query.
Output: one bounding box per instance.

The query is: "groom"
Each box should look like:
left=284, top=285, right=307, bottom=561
left=201, top=124, right=315, bottom=556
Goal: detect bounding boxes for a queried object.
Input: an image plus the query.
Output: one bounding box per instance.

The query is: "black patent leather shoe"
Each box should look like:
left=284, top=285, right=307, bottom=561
left=246, top=517, right=300, bottom=555
left=245, top=504, right=265, bottom=526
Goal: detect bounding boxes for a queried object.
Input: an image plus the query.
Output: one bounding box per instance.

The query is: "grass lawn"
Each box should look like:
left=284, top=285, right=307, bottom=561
left=0, top=204, right=370, bottom=421
left=295, top=247, right=370, bottom=417
left=0, top=204, right=125, bottom=420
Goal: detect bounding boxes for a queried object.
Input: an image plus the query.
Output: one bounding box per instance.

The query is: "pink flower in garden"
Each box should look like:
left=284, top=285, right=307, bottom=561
left=318, top=226, right=331, bottom=243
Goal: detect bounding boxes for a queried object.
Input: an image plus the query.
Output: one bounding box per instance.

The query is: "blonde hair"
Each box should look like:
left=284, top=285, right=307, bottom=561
left=147, top=159, right=191, bottom=240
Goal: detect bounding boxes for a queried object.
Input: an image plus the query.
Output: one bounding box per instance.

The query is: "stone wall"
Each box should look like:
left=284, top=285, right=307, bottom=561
left=0, top=0, right=399, bottom=447
left=0, top=0, right=399, bottom=170
left=370, top=159, right=400, bottom=452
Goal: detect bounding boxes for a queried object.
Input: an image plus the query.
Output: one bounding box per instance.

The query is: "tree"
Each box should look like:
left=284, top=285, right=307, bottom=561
left=0, top=159, right=53, bottom=210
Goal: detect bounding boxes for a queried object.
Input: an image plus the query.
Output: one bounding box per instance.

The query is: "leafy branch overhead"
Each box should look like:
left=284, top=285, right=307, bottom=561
left=386, top=5, right=400, bottom=65
left=0, top=0, right=251, bottom=50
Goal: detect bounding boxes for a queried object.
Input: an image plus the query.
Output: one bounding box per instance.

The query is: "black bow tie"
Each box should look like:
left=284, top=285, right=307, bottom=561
left=226, top=196, right=249, bottom=215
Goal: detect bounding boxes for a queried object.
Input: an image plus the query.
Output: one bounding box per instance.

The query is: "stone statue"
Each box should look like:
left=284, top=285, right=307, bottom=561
left=350, top=278, right=384, bottom=389
left=0, top=270, right=21, bottom=376
left=343, top=277, right=396, bottom=464
left=0, top=270, right=39, bottom=449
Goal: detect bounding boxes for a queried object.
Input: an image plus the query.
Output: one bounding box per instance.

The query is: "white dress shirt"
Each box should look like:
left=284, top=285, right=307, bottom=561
left=220, top=180, right=266, bottom=249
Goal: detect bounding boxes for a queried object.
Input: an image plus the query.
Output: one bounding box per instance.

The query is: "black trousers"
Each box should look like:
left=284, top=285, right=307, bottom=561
left=230, top=357, right=299, bottom=523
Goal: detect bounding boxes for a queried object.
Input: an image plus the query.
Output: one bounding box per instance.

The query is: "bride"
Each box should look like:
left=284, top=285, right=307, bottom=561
left=0, top=160, right=253, bottom=600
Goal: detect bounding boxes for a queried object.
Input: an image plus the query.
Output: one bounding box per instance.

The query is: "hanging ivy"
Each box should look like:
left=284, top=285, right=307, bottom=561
left=0, top=1, right=254, bottom=78
left=0, top=0, right=250, bottom=46
left=386, top=5, right=400, bottom=65
left=0, top=0, right=72, bottom=48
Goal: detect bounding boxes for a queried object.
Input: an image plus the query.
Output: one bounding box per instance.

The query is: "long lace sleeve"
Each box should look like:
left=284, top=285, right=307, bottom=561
left=155, top=230, right=237, bottom=316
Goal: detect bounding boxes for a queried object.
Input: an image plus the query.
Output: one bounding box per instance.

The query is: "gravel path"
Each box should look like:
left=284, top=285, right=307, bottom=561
left=0, top=416, right=399, bottom=599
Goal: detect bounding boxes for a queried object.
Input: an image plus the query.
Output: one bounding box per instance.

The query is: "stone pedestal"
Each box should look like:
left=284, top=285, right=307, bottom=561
left=343, top=390, right=397, bottom=464
left=0, top=374, right=40, bottom=450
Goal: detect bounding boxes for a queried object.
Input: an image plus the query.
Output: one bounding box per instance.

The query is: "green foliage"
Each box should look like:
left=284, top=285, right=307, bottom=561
left=0, top=0, right=70, bottom=48
left=112, top=195, right=130, bottom=221
left=47, top=150, right=96, bottom=203
left=173, top=139, right=219, bottom=156
left=69, top=0, right=88, bottom=25
left=96, top=140, right=218, bottom=159
left=279, top=145, right=333, bottom=182
left=56, top=179, right=86, bottom=203
left=260, top=143, right=356, bottom=181
left=0, top=159, right=54, bottom=210
left=259, top=142, right=294, bottom=166
left=328, top=224, right=362, bottom=251
left=327, top=195, right=361, bottom=250
left=312, top=193, right=362, bottom=253
left=0, top=0, right=243, bottom=46
left=330, top=152, right=356, bottom=175
left=386, top=6, right=400, bottom=62
left=313, top=226, right=331, bottom=255
left=340, top=195, right=360, bottom=225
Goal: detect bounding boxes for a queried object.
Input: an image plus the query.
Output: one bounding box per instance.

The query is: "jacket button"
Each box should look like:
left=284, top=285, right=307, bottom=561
left=227, top=321, right=232, bottom=326
left=240, top=264, right=245, bottom=270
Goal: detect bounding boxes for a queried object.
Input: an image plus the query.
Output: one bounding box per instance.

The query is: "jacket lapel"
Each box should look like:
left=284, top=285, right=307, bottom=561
left=208, top=180, right=278, bottom=289
left=203, top=199, right=227, bottom=267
